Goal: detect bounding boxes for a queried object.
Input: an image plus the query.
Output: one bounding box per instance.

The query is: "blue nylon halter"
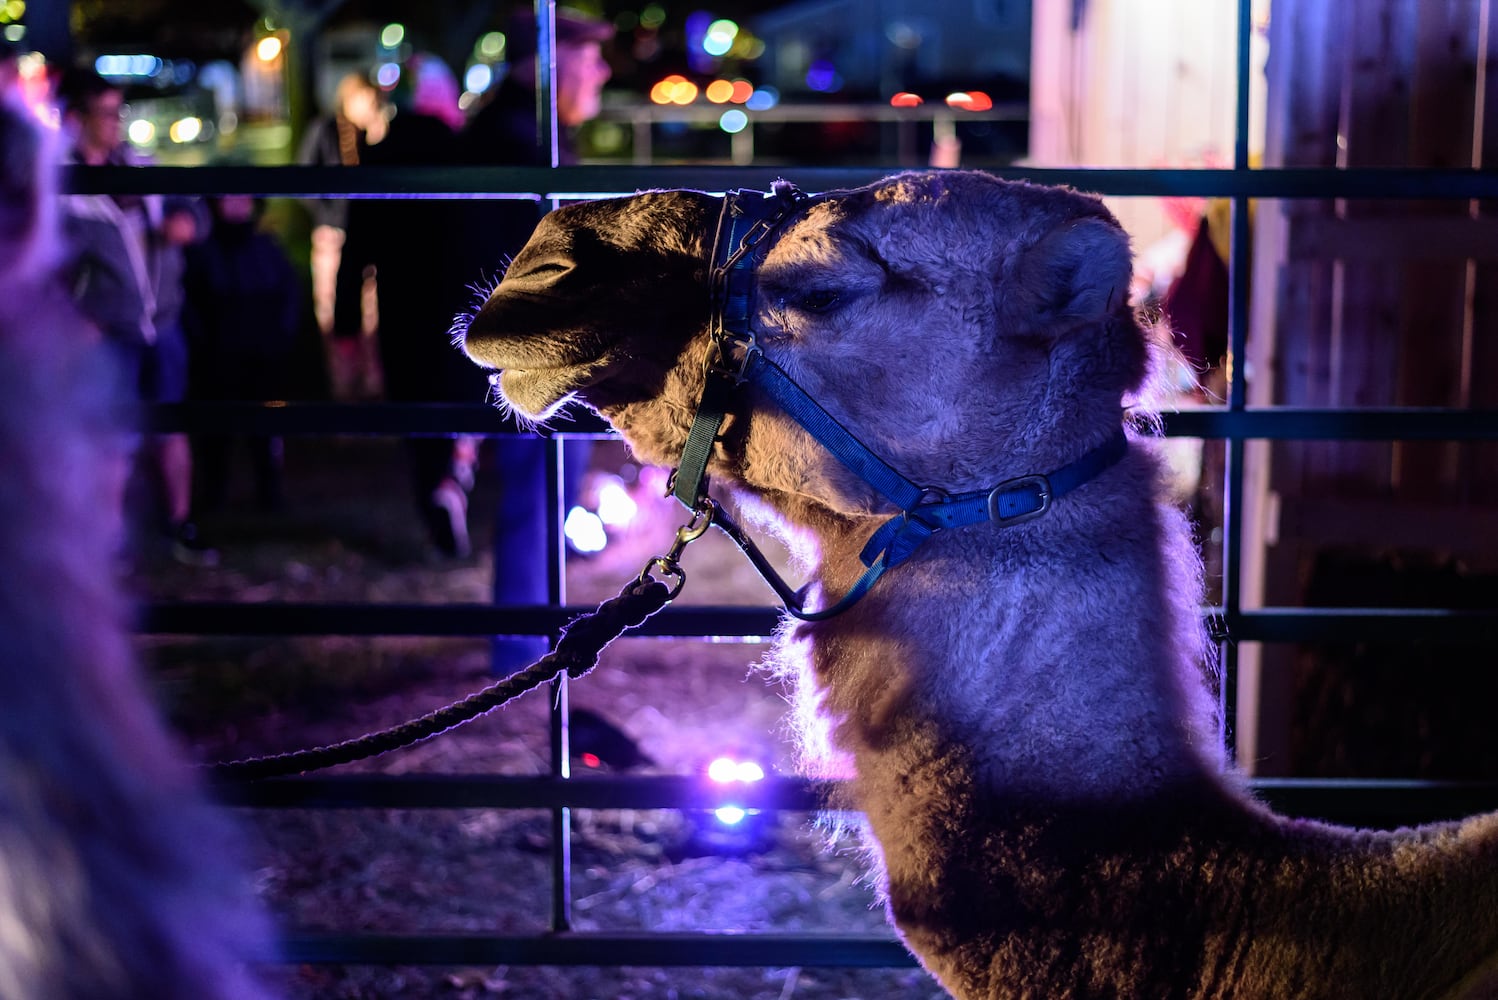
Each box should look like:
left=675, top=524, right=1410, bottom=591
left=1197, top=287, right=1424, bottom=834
left=671, top=183, right=1129, bottom=621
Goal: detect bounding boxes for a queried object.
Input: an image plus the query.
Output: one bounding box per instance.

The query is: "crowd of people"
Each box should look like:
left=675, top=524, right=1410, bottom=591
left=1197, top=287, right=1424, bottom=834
left=36, top=8, right=618, bottom=601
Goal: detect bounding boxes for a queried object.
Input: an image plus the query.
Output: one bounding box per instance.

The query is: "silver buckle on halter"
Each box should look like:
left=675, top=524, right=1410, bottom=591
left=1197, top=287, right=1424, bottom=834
left=988, top=474, right=1052, bottom=525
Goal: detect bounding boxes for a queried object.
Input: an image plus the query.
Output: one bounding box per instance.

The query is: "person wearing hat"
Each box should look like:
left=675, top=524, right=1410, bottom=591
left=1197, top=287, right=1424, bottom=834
left=451, top=7, right=615, bottom=671
left=457, top=6, right=614, bottom=165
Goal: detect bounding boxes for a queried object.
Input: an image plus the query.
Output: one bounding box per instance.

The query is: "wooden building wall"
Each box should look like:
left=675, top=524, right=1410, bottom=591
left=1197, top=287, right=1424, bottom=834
left=1033, top=0, right=1498, bottom=776
left=1029, top=0, right=1255, bottom=246
left=1242, top=0, right=1498, bottom=776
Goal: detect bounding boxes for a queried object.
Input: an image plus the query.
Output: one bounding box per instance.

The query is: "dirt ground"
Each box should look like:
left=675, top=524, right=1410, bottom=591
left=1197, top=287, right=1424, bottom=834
left=132, top=433, right=950, bottom=1000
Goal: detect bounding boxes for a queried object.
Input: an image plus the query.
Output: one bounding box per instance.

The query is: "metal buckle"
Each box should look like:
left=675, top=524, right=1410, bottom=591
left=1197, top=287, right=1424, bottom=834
left=987, top=474, right=1052, bottom=525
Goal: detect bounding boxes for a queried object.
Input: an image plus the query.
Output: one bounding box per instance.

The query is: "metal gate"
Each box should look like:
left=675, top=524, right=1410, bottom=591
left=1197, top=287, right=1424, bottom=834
left=66, top=0, right=1498, bottom=974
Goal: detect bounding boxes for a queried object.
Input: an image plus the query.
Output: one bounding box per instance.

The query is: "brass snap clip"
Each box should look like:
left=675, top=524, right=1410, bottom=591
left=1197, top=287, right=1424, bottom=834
left=637, top=501, right=716, bottom=599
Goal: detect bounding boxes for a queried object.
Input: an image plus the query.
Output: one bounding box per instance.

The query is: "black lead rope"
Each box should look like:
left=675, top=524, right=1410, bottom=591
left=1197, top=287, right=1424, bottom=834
left=207, top=578, right=672, bottom=782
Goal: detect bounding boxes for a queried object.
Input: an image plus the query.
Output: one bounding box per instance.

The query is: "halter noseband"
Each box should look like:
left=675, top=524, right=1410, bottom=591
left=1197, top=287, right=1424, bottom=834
left=669, top=182, right=1129, bottom=621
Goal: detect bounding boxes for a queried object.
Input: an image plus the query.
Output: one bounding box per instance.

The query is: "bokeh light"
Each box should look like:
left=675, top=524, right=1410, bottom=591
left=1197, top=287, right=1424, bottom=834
left=744, top=85, right=778, bottom=111
left=595, top=479, right=638, bottom=527
left=705, top=79, right=734, bottom=103
left=708, top=756, right=765, bottom=783
left=731, top=34, right=765, bottom=59
left=703, top=18, right=738, bottom=57
left=464, top=63, right=492, bottom=93
left=126, top=118, right=155, bottom=145
left=95, top=54, right=164, bottom=78
left=805, top=59, right=840, bottom=93
left=650, top=74, right=698, bottom=105
left=890, top=91, right=923, bottom=107
left=168, top=116, right=202, bottom=143
left=564, top=506, right=607, bottom=554
left=380, top=23, right=405, bottom=49
left=477, top=31, right=505, bottom=60
left=640, top=3, right=666, bottom=29
left=946, top=90, right=994, bottom=111
left=718, top=108, right=748, bottom=133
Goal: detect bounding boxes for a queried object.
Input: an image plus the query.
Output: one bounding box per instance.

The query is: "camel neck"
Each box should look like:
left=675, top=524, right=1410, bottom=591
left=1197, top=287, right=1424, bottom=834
left=797, top=445, right=1224, bottom=801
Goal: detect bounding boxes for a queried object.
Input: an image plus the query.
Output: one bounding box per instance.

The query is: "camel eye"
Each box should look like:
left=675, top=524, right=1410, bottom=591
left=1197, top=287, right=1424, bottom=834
left=794, top=289, right=842, bottom=314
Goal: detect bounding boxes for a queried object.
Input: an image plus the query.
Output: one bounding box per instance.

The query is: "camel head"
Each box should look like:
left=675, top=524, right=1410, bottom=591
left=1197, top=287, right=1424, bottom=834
left=461, top=171, right=1145, bottom=519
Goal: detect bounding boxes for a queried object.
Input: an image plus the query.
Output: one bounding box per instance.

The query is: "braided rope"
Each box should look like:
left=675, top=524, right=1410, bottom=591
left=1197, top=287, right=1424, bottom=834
left=208, top=578, right=673, bottom=783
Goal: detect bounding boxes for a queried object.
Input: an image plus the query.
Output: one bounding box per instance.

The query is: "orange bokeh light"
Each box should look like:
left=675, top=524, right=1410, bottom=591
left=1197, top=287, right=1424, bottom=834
left=650, top=74, right=700, bottom=106
left=730, top=79, right=754, bottom=104
left=889, top=91, right=923, bottom=108
left=705, top=79, right=735, bottom=104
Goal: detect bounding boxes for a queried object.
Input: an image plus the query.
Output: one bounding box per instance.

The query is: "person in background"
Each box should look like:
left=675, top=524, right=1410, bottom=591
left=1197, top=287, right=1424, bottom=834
left=298, top=71, right=385, bottom=335
left=454, top=6, right=614, bottom=669
left=183, top=195, right=304, bottom=513
left=457, top=6, right=613, bottom=166
left=56, top=66, right=215, bottom=565
left=0, top=37, right=20, bottom=98
left=332, top=57, right=485, bottom=559
left=298, top=71, right=388, bottom=401
left=406, top=51, right=466, bottom=131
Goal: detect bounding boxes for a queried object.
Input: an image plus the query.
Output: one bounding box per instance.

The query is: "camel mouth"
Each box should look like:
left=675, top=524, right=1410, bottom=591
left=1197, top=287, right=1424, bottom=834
left=460, top=287, right=621, bottom=419
left=494, top=357, right=609, bottom=420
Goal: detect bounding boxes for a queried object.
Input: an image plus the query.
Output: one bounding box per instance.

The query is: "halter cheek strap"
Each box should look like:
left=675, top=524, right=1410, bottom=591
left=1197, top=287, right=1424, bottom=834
left=671, top=183, right=1130, bottom=621
left=672, top=183, right=807, bottom=512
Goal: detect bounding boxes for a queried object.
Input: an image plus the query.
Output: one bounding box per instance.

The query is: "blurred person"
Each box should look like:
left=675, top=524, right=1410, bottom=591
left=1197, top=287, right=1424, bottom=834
left=183, top=195, right=304, bottom=513
left=405, top=51, right=465, bottom=131
left=457, top=6, right=613, bottom=165
left=298, top=71, right=387, bottom=400
left=333, top=58, right=486, bottom=559
left=1, top=82, right=280, bottom=1000
left=453, top=6, right=614, bottom=669
left=1, top=38, right=56, bottom=121
left=0, top=36, right=20, bottom=97
left=298, top=71, right=388, bottom=227
left=56, top=66, right=216, bottom=566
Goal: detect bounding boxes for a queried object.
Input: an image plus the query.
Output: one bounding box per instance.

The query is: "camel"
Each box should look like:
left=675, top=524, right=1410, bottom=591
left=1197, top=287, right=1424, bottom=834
left=0, top=100, right=277, bottom=998
left=459, top=169, right=1498, bottom=999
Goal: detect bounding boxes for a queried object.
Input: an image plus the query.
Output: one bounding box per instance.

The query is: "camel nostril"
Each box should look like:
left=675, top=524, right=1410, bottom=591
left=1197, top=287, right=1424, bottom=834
left=504, top=255, right=575, bottom=291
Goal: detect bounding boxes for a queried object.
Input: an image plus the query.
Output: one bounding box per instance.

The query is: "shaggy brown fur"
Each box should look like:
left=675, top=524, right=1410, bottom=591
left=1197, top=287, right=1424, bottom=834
left=0, top=100, right=278, bottom=999
left=461, top=170, right=1498, bottom=999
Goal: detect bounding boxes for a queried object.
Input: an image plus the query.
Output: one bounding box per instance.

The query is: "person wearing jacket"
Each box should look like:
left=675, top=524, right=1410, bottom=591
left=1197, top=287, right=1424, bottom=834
left=56, top=66, right=214, bottom=564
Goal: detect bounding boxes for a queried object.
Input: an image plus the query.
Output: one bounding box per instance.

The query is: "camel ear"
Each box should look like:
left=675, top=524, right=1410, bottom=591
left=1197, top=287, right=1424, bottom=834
left=1013, top=218, right=1132, bottom=325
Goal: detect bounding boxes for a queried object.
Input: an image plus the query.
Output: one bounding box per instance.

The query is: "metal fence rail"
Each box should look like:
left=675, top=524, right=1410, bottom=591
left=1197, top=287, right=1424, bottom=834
left=74, top=0, right=1498, bottom=971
